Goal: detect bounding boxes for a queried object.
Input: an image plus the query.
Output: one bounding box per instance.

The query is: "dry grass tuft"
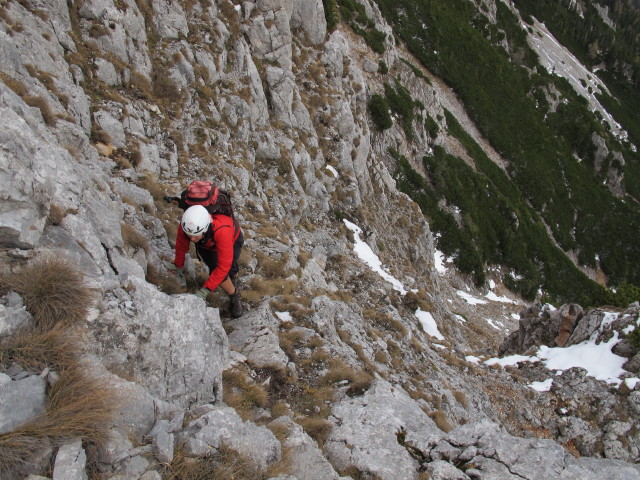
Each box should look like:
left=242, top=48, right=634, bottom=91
left=0, top=434, right=50, bottom=479
left=244, top=277, right=298, bottom=304
left=121, top=223, right=150, bottom=253
left=297, top=416, right=333, bottom=447
left=164, top=444, right=261, bottom=480
left=34, top=367, right=118, bottom=444
left=320, top=359, right=373, bottom=396
left=0, top=254, right=119, bottom=478
left=430, top=409, right=454, bottom=433
left=146, top=262, right=185, bottom=295
left=0, top=365, right=119, bottom=477
left=0, top=324, right=78, bottom=372
left=0, top=256, right=94, bottom=331
left=223, top=369, right=270, bottom=420
left=23, top=95, right=57, bottom=126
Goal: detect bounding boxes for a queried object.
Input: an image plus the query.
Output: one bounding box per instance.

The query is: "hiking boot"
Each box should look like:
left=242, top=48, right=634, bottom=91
left=229, top=291, right=243, bottom=318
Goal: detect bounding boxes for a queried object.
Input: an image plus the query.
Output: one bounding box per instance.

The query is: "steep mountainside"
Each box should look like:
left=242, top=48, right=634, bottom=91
left=1, top=0, right=640, bottom=479
left=373, top=0, right=640, bottom=305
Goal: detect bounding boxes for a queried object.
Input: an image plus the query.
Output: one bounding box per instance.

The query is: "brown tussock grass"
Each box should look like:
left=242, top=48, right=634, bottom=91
left=0, top=255, right=94, bottom=331
left=320, top=359, right=373, bottom=396
left=0, top=255, right=118, bottom=477
left=223, top=369, right=270, bottom=420
left=0, top=364, right=119, bottom=477
left=121, top=223, right=150, bottom=253
left=164, top=444, right=261, bottom=480
left=297, top=416, right=333, bottom=448
left=0, top=324, right=78, bottom=372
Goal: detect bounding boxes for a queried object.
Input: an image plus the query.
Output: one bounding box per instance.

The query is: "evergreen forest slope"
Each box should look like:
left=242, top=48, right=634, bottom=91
left=369, top=0, right=640, bottom=305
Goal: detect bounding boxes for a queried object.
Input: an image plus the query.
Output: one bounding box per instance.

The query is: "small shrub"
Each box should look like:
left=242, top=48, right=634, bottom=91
left=23, top=95, right=57, bottom=127
left=628, top=327, right=640, bottom=349
left=298, top=416, right=333, bottom=447
left=368, top=94, right=392, bottom=131
left=425, top=114, right=439, bottom=138
left=324, top=0, right=340, bottom=32
left=0, top=256, right=94, bottom=330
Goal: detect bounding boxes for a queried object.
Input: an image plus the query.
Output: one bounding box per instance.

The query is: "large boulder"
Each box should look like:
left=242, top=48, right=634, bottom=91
left=269, top=416, right=344, bottom=480
left=227, top=301, right=290, bottom=371
left=290, top=0, right=327, bottom=45
left=87, top=276, right=228, bottom=407
left=178, top=406, right=281, bottom=470
left=325, top=378, right=444, bottom=480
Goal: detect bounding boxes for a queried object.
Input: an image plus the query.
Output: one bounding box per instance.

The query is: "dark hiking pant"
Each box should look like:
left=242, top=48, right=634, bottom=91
left=196, top=232, right=244, bottom=283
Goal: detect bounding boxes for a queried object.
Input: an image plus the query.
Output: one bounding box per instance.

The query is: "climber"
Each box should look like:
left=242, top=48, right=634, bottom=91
left=168, top=204, right=244, bottom=318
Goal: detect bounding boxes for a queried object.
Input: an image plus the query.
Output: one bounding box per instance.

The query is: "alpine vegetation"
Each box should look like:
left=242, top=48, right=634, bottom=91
left=1, top=0, right=640, bottom=479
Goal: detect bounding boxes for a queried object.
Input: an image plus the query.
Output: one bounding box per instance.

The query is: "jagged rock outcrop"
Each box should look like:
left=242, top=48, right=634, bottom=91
left=325, top=378, right=443, bottom=479
left=88, top=276, right=229, bottom=407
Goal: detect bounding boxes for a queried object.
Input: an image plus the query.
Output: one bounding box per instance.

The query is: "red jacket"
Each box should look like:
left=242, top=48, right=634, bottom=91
left=174, top=214, right=240, bottom=291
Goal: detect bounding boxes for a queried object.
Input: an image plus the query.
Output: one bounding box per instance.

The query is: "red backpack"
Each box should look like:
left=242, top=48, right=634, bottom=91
left=165, top=180, right=240, bottom=236
left=178, top=180, right=235, bottom=219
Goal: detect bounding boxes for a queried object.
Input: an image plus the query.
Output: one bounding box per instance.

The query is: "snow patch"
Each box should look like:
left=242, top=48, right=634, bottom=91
left=456, top=290, right=488, bottom=305
left=416, top=308, right=445, bottom=340
left=344, top=220, right=407, bottom=294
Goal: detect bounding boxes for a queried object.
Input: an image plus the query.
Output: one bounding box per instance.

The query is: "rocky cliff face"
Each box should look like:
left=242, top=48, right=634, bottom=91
left=1, top=0, right=640, bottom=479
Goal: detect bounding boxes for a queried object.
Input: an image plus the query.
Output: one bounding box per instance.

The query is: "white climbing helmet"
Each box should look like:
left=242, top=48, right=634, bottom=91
left=181, top=205, right=211, bottom=236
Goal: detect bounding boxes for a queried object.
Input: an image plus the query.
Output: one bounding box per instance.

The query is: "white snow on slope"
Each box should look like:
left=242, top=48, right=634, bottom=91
left=416, top=308, right=445, bottom=340
left=486, top=311, right=640, bottom=389
left=344, top=219, right=407, bottom=294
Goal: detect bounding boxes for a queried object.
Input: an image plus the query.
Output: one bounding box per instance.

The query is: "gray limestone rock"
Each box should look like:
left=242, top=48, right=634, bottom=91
left=227, top=301, right=290, bottom=370
left=269, top=416, right=342, bottom=480
left=0, top=375, right=47, bottom=435
left=426, top=460, right=470, bottom=480
left=559, top=456, right=640, bottom=479
left=247, top=1, right=293, bottom=70
left=94, top=110, right=126, bottom=149
left=566, top=309, right=609, bottom=346
left=52, top=439, right=88, bottom=480
left=325, top=378, right=443, bottom=480
left=154, top=431, right=174, bottom=463
left=89, top=276, right=228, bottom=407
left=290, top=0, right=326, bottom=45
left=78, top=0, right=152, bottom=79
left=0, top=292, right=33, bottom=337
left=152, top=0, right=189, bottom=39
left=178, top=406, right=281, bottom=470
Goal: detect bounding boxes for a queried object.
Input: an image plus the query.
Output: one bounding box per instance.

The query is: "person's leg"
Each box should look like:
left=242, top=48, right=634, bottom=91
left=226, top=233, right=244, bottom=317
left=228, top=233, right=244, bottom=282
left=196, top=246, right=218, bottom=274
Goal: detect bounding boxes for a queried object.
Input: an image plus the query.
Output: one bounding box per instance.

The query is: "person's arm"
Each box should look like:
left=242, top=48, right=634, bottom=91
left=173, top=224, right=190, bottom=268
left=203, top=225, right=234, bottom=290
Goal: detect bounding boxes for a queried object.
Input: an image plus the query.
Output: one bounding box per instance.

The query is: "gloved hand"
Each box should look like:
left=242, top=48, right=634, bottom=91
left=195, top=287, right=209, bottom=300
left=166, top=262, right=184, bottom=275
